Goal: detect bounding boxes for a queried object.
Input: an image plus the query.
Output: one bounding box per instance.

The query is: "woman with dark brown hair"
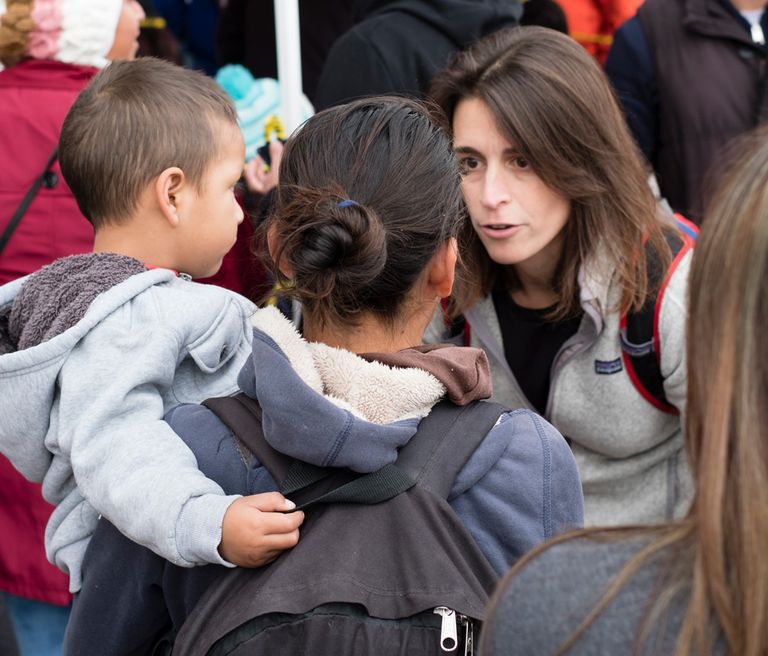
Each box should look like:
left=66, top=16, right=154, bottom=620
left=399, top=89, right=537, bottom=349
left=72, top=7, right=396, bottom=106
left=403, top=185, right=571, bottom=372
left=426, top=26, right=692, bottom=528
left=480, top=124, right=768, bottom=656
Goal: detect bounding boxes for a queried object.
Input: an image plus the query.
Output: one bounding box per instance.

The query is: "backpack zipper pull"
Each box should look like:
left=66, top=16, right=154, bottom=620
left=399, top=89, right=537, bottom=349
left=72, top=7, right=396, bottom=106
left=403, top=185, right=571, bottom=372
left=460, top=615, right=473, bottom=656
left=434, top=607, right=458, bottom=652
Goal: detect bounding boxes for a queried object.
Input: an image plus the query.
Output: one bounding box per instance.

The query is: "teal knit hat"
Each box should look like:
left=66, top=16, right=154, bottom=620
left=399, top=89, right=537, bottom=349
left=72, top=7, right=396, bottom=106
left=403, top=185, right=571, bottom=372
left=215, top=64, right=314, bottom=161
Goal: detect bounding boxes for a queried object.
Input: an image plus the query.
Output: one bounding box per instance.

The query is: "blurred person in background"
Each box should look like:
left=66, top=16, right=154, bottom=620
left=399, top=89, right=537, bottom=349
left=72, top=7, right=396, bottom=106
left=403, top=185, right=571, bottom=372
left=152, top=0, right=219, bottom=74
left=217, top=0, right=355, bottom=105
left=0, top=1, right=143, bottom=652
left=558, top=0, right=642, bottom=63
left=605, top=0, right=768, bottom=224
left=313, top=0, right=522, bottom=110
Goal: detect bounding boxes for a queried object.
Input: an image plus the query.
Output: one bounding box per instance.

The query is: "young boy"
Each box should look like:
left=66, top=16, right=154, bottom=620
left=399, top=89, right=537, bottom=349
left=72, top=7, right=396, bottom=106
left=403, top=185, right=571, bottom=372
left=0, top=58, right=303, bottom=595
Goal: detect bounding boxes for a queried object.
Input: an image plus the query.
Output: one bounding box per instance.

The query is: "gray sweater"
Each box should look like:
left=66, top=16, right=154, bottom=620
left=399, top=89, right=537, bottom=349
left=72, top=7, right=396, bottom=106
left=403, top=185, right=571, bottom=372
left=425, top=250, right=692, bottom=527
left=481, top=536, right=724, bottom=655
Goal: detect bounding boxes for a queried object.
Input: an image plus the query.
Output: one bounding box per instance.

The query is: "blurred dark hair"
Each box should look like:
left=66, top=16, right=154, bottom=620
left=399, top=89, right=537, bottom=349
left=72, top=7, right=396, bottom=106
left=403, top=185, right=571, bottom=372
left=265, top=96, right=464, bottom=329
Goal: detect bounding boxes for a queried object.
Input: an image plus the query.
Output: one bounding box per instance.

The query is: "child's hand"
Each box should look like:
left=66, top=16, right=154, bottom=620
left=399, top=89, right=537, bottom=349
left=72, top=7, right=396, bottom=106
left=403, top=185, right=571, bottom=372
left=243, top=140, right=284, bottom=195
left=219, top=492, right=303, bottom=567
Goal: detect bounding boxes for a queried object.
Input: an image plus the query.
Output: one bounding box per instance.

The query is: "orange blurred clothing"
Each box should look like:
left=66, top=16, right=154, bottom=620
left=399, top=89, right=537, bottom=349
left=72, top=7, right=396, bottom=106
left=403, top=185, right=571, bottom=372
left=559, top=0, right=643, bottom=63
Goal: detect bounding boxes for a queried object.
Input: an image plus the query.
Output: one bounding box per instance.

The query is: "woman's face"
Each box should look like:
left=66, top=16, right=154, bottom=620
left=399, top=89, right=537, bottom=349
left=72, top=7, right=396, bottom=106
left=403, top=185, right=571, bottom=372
left=106, top=0, right=145, bottom=61
left=452, top=97, right=571, bottom=277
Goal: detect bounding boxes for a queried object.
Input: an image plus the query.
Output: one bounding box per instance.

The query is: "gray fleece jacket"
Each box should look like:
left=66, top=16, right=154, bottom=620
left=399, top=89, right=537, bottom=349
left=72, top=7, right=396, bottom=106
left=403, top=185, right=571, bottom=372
left=0, top=260, right=255, bottom=592
left=426, top=251, right=692, bottom=527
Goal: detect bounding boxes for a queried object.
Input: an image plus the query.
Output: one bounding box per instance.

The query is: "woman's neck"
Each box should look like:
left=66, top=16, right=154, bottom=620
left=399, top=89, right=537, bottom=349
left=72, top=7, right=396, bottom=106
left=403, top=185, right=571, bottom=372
left=303, top=310, right=429, bottom=354
left=509, top=234, right=563, bottom=309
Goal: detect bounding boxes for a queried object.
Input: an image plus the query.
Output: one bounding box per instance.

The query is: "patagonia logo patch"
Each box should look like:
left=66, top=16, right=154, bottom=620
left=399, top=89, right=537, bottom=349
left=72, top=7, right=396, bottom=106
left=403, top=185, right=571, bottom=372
left=595, top=358, right=623, bottom=375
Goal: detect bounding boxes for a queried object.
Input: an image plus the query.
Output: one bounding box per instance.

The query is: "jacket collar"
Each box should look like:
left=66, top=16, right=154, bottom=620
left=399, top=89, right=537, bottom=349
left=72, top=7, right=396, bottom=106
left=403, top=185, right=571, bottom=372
left=684, top=0, right=765, bottom=46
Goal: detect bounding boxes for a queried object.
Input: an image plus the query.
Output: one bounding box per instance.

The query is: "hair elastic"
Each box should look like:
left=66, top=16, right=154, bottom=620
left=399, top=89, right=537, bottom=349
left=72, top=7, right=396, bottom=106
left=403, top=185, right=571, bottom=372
left=337, top=199, right=359, bottom=208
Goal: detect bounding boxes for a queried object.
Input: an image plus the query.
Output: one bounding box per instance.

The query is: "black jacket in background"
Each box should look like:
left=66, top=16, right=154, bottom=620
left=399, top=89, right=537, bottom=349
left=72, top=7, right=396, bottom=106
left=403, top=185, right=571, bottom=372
left=217, top=0, right=355, bottom=104
left=606, top=0, right=768, bottom=223
left=314, top=0, right=522, bottom=110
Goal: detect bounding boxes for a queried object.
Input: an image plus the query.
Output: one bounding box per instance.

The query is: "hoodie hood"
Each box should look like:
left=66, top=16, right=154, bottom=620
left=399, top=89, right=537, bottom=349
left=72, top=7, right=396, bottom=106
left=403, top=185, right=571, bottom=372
left=239, top=307, right=493, bottom=473
left=353, top=0, right=522, bottom=46
left=7, top=253, right=146, bottom=351
left=0, top=266, right=176, bottom=481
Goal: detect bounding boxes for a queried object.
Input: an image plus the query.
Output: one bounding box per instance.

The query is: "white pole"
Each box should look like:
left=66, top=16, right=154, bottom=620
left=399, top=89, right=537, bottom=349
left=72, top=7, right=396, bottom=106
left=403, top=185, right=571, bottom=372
left=274, top=0, right=304, bottom=135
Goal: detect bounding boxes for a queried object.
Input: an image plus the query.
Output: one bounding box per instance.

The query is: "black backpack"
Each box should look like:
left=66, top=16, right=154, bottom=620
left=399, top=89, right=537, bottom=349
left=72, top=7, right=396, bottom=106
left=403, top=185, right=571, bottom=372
left=171, top=393, right=506, bottom=656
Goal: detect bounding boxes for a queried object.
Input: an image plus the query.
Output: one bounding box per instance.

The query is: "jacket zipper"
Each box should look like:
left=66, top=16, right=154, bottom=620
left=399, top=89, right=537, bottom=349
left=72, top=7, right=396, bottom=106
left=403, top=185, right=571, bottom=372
left=544, top=315, right=600, bottom=421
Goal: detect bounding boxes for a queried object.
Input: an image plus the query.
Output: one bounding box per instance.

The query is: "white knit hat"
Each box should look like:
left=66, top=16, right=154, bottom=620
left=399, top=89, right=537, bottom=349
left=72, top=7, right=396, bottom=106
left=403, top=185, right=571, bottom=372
left=0, top=0, right=123, bottom=69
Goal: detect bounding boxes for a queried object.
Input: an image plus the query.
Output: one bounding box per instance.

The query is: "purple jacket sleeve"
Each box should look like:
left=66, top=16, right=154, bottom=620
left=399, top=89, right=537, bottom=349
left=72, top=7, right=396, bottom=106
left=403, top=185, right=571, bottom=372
left=448, top=410, right=584, bottom=576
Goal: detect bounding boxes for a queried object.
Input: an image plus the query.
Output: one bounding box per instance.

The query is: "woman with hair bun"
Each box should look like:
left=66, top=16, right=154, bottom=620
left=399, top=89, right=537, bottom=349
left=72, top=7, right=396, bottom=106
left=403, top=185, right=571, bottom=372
left=64, top=95, right=583, bottom=655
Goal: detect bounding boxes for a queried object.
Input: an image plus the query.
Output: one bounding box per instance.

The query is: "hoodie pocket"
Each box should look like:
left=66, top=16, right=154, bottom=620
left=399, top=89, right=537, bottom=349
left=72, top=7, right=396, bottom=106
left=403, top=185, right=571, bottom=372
left=187, top=307, right=243, bottom=374
left=171, top=307, right=247, bottom=403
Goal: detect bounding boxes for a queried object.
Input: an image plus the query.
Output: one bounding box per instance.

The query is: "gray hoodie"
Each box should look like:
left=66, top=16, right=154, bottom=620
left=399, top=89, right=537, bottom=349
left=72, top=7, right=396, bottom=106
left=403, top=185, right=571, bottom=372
left=0, top=259, right=255, bottom=592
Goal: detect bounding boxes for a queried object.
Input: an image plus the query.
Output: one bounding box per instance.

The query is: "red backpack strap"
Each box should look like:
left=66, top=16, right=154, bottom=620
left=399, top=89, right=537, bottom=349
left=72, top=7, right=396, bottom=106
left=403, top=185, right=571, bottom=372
left=620, top=216, right=696, bottom=414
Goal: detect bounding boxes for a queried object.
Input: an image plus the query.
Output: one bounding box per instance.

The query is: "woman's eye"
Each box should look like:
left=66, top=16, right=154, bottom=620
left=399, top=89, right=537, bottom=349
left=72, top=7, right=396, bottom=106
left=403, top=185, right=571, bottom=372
left=458, top=157, right=480, bottom=174
left=513, top=156, right=529, bottom=170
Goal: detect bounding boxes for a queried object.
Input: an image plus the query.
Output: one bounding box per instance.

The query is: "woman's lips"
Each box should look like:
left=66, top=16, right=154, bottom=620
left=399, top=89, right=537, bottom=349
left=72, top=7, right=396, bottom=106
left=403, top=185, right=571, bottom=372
left=479, top=223, right=523, bottom=239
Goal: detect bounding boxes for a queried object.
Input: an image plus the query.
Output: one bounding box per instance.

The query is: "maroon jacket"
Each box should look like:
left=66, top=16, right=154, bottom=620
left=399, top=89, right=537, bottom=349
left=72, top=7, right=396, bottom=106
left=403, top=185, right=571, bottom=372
left=0, top=58, right=100, bottom=606
left=0, top=59, right=98, bottom=285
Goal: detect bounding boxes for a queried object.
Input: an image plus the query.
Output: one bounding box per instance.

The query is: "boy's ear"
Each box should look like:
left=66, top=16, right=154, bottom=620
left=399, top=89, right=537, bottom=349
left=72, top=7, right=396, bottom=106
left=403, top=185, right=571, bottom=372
left=154, top=167, right=186, bottom=227
left=427, top=238, right=457, bottom=299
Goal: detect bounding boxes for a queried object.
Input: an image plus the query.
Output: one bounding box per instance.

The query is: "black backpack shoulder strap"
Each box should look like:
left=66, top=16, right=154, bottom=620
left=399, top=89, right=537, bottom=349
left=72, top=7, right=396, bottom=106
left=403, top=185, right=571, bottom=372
left=621, top=215, right=697, bottom=414
left=395, top=399, right=507, bottom=498
left=0, top=148, right=58, bottom=257
left=202, top=393, right=294, bottom=484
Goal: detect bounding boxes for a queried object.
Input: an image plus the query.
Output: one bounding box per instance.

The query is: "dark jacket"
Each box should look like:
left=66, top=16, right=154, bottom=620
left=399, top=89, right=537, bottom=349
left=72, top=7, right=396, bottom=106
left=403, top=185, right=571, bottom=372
left=216, top=0, right=356, bottom=104
left=63, top=306, right=583, bottom=655
left=605, top=0, right=768, bottom=223
left=152, top=0, right=220, bottom=74
left=314, top=0, right=522, bottom=110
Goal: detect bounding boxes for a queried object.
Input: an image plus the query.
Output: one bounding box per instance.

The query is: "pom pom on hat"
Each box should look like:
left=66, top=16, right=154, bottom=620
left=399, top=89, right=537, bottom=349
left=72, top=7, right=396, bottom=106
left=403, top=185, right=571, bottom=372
left=0, top=0, right=122, bottom=68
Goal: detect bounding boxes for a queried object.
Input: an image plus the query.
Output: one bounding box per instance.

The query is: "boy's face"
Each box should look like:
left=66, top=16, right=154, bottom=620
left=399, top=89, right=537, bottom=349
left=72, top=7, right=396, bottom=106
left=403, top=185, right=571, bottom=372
left=178, top=122, right=245, bottom=278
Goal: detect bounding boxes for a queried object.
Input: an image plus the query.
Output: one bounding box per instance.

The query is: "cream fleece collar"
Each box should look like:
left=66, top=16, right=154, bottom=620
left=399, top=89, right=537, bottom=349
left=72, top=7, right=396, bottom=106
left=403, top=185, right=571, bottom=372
left=251, top=307, right=446, bottom=425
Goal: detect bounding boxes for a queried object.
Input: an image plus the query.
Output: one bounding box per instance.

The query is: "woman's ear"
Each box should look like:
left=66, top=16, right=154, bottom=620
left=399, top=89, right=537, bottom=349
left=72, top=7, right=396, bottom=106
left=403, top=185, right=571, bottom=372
left=154, top=167, right=186, bottom=227
left=427, top=238, right=458, bottom=299
left=267, top=223, right=293, bottom=277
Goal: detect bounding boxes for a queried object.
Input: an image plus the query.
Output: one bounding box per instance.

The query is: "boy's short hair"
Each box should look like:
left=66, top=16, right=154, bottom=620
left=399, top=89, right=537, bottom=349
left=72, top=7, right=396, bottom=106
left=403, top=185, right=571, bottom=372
left=59, top=57, right=239, bottom=228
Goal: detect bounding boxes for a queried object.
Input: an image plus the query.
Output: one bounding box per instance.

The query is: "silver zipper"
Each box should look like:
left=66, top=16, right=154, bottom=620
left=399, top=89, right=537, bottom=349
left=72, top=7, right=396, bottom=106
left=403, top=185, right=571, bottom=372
left=434, top=607, right=458, bottom=652
left=460, top=614, right=474, bottom=656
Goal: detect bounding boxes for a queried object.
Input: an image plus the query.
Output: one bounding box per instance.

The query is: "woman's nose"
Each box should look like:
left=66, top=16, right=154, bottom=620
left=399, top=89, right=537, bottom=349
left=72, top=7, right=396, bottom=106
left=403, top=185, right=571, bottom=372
left=480, top=165, right=511, bottom=209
